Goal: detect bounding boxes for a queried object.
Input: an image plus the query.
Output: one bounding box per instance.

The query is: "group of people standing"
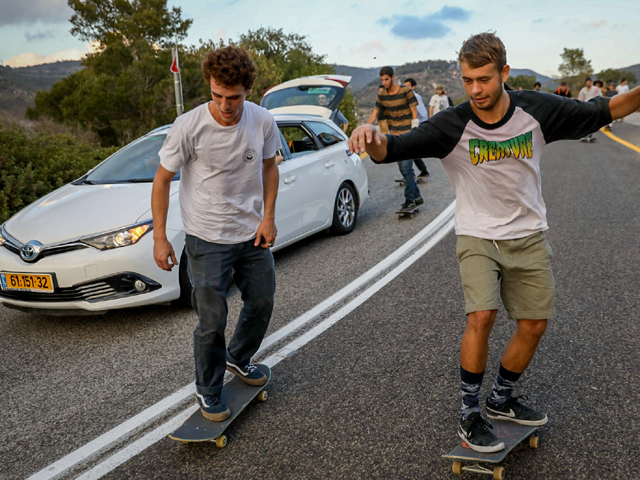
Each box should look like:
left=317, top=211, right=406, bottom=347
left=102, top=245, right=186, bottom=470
left=368, top=67, right=453, bottom=213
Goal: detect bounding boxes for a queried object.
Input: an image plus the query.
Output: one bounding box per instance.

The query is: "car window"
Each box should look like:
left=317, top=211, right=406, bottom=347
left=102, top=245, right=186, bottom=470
left=307, top=121, right=344, bottom=148
left=278, top=125, right=318, bottom=159
left=85, top=134, right=177, bottom=183
left=261, top=86, right=344, bottom=111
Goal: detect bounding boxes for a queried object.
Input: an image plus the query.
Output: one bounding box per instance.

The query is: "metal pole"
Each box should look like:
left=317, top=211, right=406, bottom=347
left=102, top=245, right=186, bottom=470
left=172, top=45, right=184, bottom=116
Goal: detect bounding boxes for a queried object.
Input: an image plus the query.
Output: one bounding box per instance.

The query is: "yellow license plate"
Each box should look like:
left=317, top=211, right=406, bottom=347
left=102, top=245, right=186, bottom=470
left=0, top=272, right=54, bottom=293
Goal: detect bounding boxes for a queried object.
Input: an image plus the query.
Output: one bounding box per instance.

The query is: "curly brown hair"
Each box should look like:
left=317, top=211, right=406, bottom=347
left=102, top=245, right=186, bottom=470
left=458, top=32, right=507, bottom=72
left=202, top=46, right=257, bottom=90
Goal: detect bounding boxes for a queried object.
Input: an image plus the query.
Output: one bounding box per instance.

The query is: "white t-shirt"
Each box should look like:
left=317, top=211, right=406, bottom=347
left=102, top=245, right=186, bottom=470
left=578, top=85, right=602, bottom=102
left=428, top=94, right=450, bottom=116
left=616, top=84, right=629, bottom=95
left=160, top=102, right=281, bottom=244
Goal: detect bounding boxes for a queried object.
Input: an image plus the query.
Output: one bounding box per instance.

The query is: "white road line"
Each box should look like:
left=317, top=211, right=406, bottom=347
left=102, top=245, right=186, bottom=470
left=74, top=217, right=455, bottom=480
left=27, top=201, right=456, bottom=480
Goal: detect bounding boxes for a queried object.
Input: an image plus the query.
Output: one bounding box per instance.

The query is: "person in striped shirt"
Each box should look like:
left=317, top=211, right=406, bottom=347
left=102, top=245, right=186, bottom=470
left=366, top=67, right=423, bottom=213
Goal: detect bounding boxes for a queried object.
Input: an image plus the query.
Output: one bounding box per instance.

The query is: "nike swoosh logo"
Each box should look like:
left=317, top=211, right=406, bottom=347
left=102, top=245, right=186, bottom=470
left=489, top=407, right=516, bottom=418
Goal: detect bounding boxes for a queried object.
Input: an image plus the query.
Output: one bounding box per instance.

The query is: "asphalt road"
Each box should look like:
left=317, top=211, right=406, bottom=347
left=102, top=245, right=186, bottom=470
left=1, top=119, right=639, bottom=480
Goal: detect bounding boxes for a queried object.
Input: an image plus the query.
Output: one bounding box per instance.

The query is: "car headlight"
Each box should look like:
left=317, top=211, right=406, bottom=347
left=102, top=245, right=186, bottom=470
left=81, top=220, right=153, bottom=250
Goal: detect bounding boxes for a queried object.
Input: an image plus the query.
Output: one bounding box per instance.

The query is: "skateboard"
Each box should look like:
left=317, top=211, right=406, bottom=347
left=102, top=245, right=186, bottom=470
left=168, top=364, right=271, bottom=447
left=395, top=177, right=427, bottom=186
left=443, top=420, right=540, bottom=479
left=579, top=137, right=596, bottom=143
left=396, top=206, right=420, bottom=219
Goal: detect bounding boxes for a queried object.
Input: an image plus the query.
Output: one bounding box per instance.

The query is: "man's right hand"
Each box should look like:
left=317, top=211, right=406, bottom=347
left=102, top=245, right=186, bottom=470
left=348, top=124, right=382, bottom=155
left=153, top=236, right=178, bottom=271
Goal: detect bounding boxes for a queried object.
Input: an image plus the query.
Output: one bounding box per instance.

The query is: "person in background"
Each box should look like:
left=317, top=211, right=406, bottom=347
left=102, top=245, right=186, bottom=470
left=578, top=77, right=602, bottom=142
left=428, top=85, right=451, bottom=117
left=377, top=85, right=389, bottom=134
left=555, top=82, right=572, bottom=98
left=404, top=77, right=430, bottom=179
left=319, top=93, right=349, bottom=133
left=533, top=82, right=542, bottom=91
left=615, top=79, right=629, bottom=122
left=604, top=83, right=618, bottom=130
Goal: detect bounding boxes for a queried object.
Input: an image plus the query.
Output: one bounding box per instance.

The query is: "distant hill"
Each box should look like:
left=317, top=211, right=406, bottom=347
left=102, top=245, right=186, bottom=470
left=509, top=69, right=555, bottom=87
left=0, top=60, right=82, bottom=118
left=621, top=63, right=640, bottom=82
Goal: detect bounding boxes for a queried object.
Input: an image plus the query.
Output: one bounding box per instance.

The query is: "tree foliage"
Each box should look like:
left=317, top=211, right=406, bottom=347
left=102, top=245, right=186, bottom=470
left=508, top=74, right=536, bottom=90
left=0, top=124, right=117, bottom=223
left=558, top=48, right=593, bottom=78
left=68, top=0, right=191, bottom=47
left=596, top=68, right=637, bottom=86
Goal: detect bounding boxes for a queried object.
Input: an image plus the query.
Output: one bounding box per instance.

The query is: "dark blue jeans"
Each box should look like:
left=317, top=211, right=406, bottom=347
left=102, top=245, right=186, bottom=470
left=185, top=235, right=275, bottom=395
left=398, top=159, right=421, bottom=202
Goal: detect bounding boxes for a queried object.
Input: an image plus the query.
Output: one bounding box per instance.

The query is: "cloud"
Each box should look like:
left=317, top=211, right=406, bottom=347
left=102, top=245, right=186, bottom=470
left=532, top=18, right=544, bottom=24
left=379, top=5, right=471, bottom=40
left=25, top=30, right=56, bottom=42
left=0, top=0, right=71, bottom=26
left=4, top=47, right=89, bottom=67
left=349, top=40, right=388, bottom=55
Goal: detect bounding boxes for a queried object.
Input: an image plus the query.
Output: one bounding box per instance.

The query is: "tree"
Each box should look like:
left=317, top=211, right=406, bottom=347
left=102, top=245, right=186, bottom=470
left=68, top=0, right=191, bottom=47
left=558, top=48, right=593, bottom=78
left=596, top=68, right=637, bottom=86
left=508, top=74, right=536, bottom=90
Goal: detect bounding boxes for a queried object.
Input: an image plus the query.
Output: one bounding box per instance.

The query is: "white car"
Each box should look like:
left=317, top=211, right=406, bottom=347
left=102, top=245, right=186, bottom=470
left=0, top=75, right=369, bottom=314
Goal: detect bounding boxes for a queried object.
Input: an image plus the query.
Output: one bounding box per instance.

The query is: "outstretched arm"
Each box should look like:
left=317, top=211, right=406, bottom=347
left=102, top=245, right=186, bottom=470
left=609, top=86, right=640, bottom=120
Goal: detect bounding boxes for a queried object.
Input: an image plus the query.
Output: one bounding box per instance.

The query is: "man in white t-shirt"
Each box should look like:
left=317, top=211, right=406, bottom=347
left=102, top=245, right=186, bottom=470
left=428, top=85, right=451, bottom=117
left=615, top=79, right=630, bottom=122
left=578, top=77, right=602, bottom=141
left=151, top=46, right=281, bottom=422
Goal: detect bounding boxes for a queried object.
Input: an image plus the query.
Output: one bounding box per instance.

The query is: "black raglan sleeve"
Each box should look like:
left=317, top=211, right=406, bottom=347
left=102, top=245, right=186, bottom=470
left=373, top=105, right=469, bottom=164
left=517, top=91, right=612, bottom=143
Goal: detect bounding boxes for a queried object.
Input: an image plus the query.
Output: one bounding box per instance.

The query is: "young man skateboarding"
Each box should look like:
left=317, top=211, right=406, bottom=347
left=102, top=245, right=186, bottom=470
left=152, top=46, right=281, bottom=422
left=366, top=67, right=423, bottom=213
left=404, top=77, right=430, bottom=179
left=349, top=32, right=640, bottom=452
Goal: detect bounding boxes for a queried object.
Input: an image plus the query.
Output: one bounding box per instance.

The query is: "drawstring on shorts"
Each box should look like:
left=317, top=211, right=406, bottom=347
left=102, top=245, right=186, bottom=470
left=492, top=240, right=500, bottom=254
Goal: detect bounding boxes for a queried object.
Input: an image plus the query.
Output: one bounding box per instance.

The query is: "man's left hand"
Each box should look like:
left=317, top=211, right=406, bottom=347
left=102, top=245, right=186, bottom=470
left=255, top=219, right=277, bottom=248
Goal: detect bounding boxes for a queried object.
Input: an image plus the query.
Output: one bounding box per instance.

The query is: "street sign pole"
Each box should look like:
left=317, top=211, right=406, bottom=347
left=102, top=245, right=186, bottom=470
left=171, top=44, right=184, bottom=117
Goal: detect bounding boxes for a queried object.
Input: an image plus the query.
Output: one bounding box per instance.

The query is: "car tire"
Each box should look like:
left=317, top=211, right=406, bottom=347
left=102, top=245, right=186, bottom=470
left=173, top=248, right=193, bottom=308
left=330, top=182, right=358, bottom=235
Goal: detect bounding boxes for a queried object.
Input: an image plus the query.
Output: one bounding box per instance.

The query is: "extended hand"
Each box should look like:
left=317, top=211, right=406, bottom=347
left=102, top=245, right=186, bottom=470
left=348, top=124, right=381, bottom=155
left=153, top=237, right=178, bottom=271
left=255, top=219, right=277, bottom=248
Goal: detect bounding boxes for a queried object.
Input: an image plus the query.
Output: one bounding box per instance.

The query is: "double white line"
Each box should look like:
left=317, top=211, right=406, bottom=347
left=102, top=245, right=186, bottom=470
left=28, top=201, right=456, bottom=480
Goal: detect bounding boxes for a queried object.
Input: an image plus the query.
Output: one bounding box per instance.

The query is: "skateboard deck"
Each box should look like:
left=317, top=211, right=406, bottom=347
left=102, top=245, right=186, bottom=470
left=396, top=206, right=420, bottom=219
left=395, top=177, right=427, bottom=186
left=169, top=364, right=271, bottom=447
left=443, top=420, right=540, bottom=479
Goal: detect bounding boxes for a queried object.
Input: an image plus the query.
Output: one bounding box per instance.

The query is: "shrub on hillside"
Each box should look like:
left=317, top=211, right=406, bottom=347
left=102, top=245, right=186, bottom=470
left=0, top=124, right=117, bottom=223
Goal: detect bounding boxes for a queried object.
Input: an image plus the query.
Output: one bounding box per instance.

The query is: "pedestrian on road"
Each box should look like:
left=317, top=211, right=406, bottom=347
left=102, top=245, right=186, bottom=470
left=615, top=79, right=630, bottom=122
left=366, top=66, right=423, bottom=213
left=554, top=82, right=572, bottom=98
left=377, top=85, right=389, bottom=134
left=151, top=46, right=281, bottom=422
left=578, top=77, right=602, bottom=142
left=404, top=77, right=430, bottom=179
left=349, top=31, right=639, bottom=454
left=428, top=85, right=451, bottom=118
left=533, top=82, right=542, bottom=91
left=604, top=83, right=618, bottom=130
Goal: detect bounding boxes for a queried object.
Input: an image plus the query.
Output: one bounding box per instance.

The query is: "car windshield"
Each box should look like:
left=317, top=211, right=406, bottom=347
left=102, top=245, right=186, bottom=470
left=84, top=134, right=176, bottom=183
left=261, top=85, right=345, bottom=111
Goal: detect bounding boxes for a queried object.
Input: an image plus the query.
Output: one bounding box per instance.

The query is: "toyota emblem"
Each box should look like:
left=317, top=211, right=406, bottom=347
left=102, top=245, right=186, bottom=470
left=20, top=241, right=42, bottom=262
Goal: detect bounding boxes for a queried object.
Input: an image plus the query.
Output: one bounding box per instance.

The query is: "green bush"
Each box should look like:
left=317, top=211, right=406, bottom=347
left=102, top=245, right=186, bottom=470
left=0, top=124, right=117, bottom=223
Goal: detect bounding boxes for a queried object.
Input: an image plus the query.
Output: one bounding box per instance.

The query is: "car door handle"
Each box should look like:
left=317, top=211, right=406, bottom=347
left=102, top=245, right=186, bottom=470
left=283, top=176, right=296, bottom=184
left=324, top=161, right=335, bottom=168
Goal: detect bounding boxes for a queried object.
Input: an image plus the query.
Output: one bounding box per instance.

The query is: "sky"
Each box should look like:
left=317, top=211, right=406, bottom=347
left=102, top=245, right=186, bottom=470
left=1, top=0, right=638, bottom=78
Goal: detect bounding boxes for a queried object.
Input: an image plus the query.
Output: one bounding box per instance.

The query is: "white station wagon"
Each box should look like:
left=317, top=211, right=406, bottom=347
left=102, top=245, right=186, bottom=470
left=0, top=75, right=369, bottom=314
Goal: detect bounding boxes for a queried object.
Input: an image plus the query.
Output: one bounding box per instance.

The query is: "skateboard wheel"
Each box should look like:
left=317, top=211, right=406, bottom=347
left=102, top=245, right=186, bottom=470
left=182, top=441, right=190, bottom=445
left=452, top=461, right=462, bottom=474
left=215, top=435, right=227, bottom=448
left=258, top=390, right=268, bottom=402
left=409, top=214, right=413, bottom=219
left=529, top=436, right=539, bottom=449
left=397, top=215, right=402, bottom=219
left=493, top=466, right=504, bottom=480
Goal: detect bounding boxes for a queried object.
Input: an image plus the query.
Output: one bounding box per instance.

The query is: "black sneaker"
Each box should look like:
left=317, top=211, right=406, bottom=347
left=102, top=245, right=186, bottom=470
left=226, top=356, right=268, bottom=386
left=418, top=171, right=430, bottom=179
left=195, top=393, right=230, bottom=422
left=399, top=201, right=417, bottom=212
left=414, top=196, right=424, bottom=206
left=486, top=395, right=548, bottom=426
left=458, top=412, right=505, bottom=453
